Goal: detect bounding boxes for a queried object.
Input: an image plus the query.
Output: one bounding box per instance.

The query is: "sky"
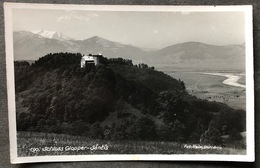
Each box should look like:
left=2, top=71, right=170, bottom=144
left=12, top=8, right=245, bottom=49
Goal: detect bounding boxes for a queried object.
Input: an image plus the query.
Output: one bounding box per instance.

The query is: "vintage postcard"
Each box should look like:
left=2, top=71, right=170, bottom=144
left=4, top=3, right=254, bottom=163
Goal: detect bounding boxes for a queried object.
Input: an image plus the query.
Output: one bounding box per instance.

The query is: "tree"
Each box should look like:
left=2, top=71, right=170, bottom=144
left=229, top=128, right=243, bottom=141
left=89, top=122, right=104, bottom=139
left=134, top=117, right=157, bottom=141
left=179, top=79, right=186, bottom=90
left=171, top=120, right=186, bottom=142
left=200, top=120, right=222, bottom=145
left=17, top=112, right=32, bottom=131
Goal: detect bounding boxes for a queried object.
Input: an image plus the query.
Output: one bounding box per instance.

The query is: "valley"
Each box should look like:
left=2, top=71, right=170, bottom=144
left=164, top=70, right=246, bottom=110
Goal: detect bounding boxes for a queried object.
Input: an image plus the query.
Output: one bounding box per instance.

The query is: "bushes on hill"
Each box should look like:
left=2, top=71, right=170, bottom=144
left=15, top=53, right=246, bottom=145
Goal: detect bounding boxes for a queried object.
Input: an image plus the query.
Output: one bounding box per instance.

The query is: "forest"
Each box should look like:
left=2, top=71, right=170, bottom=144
left=15, top=52, right=246, bottom=147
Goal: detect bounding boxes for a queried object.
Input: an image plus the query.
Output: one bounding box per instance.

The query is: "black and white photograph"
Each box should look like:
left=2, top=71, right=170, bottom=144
left=4, top=3, right=254, bottom=163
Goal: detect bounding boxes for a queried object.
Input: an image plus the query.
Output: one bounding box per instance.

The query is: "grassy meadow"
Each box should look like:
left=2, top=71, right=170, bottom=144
left=17, top=131, right=246, bottom=157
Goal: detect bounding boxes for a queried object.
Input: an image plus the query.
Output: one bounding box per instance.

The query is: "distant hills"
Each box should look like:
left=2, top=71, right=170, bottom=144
left=149, top=42, right=245, bottom=72
left=13, top=30, right=245, bottom=71
left=13, top=30, right=147, bottom=63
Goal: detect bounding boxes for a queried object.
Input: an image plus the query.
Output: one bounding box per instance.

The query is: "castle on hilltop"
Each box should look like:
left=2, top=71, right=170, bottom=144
left=81, top=53, right=102, bottom=68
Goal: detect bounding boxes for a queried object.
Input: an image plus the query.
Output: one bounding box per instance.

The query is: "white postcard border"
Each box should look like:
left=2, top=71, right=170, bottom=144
left=4, top=3, right=254, bottom=163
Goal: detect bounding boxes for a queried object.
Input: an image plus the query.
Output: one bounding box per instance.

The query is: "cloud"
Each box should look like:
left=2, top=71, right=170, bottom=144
left=57, top=12, right=100, bottom=22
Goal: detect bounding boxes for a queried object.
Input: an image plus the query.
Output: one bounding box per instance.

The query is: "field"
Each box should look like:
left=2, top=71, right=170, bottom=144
left=17, top=131, right=246, bottom=157
left=238, top=75, right=246, bottom=85
left=166, top=71, right=246, bottom=110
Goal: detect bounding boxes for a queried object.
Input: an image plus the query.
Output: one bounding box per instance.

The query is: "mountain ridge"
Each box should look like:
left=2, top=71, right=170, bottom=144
left=13, top=30, right=245, bottom=71
left=31, top=30, right=74, bottom=41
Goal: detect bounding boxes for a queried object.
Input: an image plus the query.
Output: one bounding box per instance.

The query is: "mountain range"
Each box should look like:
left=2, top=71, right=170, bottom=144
left=13, top=30, right=245, bottom=71
left=32, top=30, right=74, bottom=41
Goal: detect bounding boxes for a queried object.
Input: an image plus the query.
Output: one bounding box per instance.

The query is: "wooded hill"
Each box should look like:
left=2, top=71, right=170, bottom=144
left=15, top=53, right=246, bottom=145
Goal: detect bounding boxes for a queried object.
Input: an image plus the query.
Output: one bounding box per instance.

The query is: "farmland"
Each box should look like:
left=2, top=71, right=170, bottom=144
left=166, top=71, right=246, bottom=110
left=17, top=132, right=246, bottom=156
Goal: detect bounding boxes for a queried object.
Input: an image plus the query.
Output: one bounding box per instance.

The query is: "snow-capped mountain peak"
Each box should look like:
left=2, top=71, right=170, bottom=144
left=31, top=30, right=73, bottom=41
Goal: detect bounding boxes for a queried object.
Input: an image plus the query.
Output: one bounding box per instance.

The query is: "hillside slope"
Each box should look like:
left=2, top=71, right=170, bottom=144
left=15, top=53, right=246, bottom=144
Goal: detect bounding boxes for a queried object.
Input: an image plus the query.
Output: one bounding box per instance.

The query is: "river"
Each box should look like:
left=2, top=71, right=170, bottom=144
left=203, top=72, right=246, bottom=88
